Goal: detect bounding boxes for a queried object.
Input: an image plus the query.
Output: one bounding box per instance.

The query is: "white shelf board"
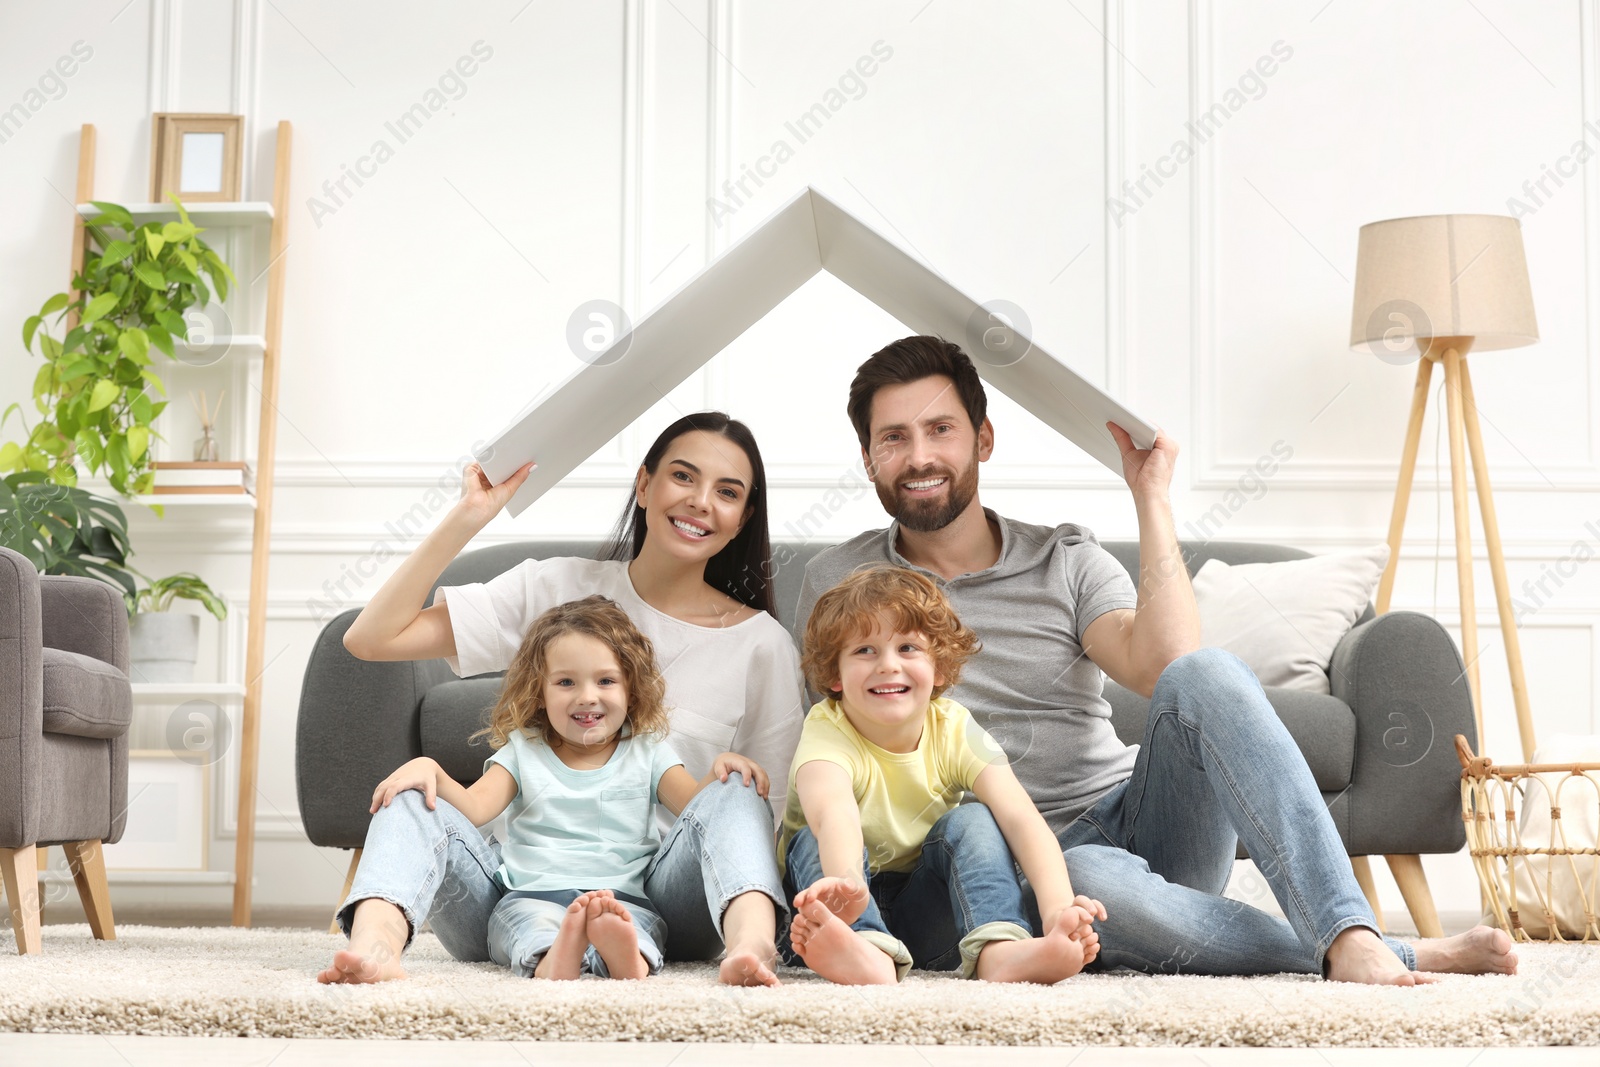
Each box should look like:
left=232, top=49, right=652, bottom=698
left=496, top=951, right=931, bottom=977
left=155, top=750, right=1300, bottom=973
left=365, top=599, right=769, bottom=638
left=133, top=492, right=257, bottom=509
left=159, top=334, right=266, bottom=362
left=75, top=480, right=258, bottom=509
left=131, top=681, right=247, bottom=699
left=77, top=201, right=274, bottom=226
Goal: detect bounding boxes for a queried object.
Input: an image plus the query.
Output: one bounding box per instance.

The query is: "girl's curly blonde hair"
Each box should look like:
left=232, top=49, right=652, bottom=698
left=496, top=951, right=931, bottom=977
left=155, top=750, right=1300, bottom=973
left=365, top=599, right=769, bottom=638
left=478, top=595, right=670, bottom=751
left=801, top=565, right=980, bottom=701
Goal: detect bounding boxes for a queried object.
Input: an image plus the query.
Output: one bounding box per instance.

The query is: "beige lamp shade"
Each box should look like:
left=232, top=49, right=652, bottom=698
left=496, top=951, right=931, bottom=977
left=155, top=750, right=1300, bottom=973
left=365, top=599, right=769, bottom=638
left=1349, top=213, right=1538, bottom=357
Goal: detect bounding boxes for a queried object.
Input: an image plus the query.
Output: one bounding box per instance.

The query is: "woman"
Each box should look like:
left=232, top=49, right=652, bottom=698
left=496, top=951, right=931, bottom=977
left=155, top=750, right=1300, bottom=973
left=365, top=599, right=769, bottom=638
left=319, top=412, right=803, bottom=987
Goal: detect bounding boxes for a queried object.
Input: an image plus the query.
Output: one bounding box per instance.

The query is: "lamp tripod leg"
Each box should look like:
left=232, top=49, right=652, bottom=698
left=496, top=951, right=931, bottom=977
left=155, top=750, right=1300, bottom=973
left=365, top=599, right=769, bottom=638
left=1377, top=358, right=1434, bottom=615
left=1457, top=360, right=1537, bottom=761
left=1442, top=349, right=1484, bottom=746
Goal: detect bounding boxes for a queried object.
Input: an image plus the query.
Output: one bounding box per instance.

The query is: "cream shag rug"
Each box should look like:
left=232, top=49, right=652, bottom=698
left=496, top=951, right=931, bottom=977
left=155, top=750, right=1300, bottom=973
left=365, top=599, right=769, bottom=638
left=1, top=925, right=1597, bottom=1046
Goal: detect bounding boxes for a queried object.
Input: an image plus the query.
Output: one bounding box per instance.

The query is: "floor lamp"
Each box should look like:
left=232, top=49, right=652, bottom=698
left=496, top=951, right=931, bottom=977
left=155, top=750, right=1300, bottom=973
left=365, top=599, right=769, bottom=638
left=1343, top=213, right=1541, bottom=938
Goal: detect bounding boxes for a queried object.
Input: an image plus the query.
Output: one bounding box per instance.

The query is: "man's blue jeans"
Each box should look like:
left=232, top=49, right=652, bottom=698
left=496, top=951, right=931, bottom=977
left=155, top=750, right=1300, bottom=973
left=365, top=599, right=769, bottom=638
left=781, top=803, right=1033, bottom=980
left=1053, top=647, right=1417, bottom=976
left=337, top=776, right=785, bottom=965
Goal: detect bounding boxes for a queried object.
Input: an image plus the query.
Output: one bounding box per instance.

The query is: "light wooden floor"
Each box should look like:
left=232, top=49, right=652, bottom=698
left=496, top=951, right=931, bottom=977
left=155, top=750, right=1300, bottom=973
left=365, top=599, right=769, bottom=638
left=0, top=1038, right=1594, bottom=1066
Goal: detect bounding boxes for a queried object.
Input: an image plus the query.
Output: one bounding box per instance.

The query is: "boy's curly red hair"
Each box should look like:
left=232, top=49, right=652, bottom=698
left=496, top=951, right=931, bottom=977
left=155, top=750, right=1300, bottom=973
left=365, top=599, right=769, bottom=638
left=801, top=565, right=980, bottom=700
left=478, top=595, right=669, bottom=751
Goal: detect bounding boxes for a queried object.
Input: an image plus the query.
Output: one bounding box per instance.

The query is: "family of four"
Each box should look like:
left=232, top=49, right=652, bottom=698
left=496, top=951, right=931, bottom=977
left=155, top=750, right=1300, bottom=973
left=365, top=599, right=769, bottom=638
left=319, top=335, right=1518, bottom=988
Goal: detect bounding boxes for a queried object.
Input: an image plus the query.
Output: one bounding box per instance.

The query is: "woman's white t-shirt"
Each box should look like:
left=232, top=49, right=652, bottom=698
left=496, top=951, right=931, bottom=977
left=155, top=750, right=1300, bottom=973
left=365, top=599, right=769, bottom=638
left=436, top=556, right=805, bottom=823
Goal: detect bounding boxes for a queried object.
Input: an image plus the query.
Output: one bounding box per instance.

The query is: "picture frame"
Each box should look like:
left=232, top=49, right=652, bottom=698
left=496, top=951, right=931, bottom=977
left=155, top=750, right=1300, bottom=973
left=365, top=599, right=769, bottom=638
left=150, top=112, right=243, bottom=202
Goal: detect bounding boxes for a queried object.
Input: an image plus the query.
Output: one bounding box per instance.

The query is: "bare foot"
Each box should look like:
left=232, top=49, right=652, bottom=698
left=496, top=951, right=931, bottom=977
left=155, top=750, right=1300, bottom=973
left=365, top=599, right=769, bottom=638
left=1058, top=904, right=1102, bottom=964
left=587, top=892, right=649, bottom=980
left=720, top=945, right=782, bottom=987
left=790, top=900, right=896, bottom=985
left=1066, top=909, right=1101, bottom=967
left=1077, top=927, right=1100, bottom=966
left=317, top=898, right=409, bottom=984
left=1410, top=924, right=1518, bottom=976
left=317, top=947, right=407, bottom=984
left=793, top=876, right=871, bottom=926
left=1325, top=926, right=1437, bottom=985
left=975, top=908, right=1089, bottom=984
left=719, top=890, right=782, bottom=986
left=534, top=892, right=596, bottom=980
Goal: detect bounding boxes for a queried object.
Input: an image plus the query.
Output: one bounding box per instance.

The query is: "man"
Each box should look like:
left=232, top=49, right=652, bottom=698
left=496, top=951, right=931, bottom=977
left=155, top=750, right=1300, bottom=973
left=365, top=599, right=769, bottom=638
left=795, top=335, right=1517, bottom=983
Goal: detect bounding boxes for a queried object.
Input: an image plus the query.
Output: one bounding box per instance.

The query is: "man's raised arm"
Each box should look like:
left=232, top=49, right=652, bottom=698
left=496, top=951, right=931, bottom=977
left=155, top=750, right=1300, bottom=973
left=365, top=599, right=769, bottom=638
left=1080, top=423, right=1200, bottom=697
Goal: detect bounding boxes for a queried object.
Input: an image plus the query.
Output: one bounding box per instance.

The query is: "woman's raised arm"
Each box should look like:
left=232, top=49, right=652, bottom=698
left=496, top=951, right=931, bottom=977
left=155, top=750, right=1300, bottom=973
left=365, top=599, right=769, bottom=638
left=343, top=461, right=534, bottom=662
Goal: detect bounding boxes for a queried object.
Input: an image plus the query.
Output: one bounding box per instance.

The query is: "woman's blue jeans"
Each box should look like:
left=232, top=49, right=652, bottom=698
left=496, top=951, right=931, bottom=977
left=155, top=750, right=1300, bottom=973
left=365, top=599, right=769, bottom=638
left=337, top=775, right=785, bottom=966
left=1051, top=647, right=1417, bottom=976
left=781, top=803, right=1033, bottom=980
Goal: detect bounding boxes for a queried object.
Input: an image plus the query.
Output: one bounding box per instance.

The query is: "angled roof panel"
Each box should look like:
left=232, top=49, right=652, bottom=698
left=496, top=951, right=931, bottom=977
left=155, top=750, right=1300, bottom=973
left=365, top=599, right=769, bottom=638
left=479, top=186, right=1154, bottom=517
left=810, top=189, right=1148, bottom=475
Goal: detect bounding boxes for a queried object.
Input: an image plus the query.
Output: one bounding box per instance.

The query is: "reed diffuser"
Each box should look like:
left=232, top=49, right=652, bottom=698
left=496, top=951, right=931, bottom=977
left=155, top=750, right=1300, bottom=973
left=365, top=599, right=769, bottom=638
left=192, top=388, right=224, bottom=462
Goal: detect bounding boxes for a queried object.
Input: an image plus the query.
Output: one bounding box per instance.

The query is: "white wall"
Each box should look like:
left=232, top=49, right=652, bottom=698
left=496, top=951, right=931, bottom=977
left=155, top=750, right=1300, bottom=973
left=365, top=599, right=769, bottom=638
left=2, top=0, right=1595, bottom=926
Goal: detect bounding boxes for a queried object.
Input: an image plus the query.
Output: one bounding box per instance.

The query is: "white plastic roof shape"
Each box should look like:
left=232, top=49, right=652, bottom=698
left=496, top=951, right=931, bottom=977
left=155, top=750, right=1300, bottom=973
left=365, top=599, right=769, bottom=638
left=478, top=186, right=1156, bottom=516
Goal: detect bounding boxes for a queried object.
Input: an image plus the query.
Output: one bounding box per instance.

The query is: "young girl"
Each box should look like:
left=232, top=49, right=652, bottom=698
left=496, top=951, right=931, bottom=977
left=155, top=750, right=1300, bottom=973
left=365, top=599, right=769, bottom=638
left=360, top=595, right=769, bottom=980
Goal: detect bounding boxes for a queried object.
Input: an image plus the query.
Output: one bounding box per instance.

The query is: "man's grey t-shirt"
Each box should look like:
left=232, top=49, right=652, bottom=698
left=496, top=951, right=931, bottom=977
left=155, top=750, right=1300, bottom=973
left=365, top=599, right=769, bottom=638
left=795, top=508, right=1138, bottom=835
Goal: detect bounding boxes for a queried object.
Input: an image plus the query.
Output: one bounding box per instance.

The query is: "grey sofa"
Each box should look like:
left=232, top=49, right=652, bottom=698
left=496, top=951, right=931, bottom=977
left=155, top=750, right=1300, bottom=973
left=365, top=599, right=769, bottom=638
left=296, top=538, right=1472, bottom=936
left=0, top=545, right=130, bottom=955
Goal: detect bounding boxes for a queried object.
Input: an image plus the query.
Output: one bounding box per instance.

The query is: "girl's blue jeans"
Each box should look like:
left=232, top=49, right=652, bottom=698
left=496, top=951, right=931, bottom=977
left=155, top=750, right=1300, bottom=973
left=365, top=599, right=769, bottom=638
left=337, top=775, right=785, bottom=968
left=488, top=889, right=667, bottom=977
left=1048, top=647, right=1418, bottom=976
left=780, top=803, right=1033, bottom=980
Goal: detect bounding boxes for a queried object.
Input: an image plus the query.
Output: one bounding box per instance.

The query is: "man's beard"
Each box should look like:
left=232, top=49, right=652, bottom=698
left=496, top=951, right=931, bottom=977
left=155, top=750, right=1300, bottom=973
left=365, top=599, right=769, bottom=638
left=873, top=450, right=980, bottom=533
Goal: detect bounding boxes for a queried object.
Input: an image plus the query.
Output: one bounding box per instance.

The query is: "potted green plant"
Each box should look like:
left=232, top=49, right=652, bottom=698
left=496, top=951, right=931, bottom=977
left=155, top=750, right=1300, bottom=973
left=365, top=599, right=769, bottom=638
left=0, top=474, right=226, bottom=683
left=0, top=471, right=134, bottom=598
left=125, top=572, right=228, bottom=683
left=4, top=196, right=236, bottom=497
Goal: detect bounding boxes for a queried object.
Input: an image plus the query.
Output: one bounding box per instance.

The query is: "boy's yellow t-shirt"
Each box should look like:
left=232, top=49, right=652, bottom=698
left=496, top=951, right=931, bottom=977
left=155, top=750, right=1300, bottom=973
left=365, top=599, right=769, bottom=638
left=778, top=696, right=1009, bottom=877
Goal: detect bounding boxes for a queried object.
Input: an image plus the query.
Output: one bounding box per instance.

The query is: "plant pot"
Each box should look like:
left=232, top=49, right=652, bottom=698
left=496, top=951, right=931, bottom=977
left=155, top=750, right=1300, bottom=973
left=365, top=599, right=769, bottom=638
left=129, top=612, right=200, bottom=684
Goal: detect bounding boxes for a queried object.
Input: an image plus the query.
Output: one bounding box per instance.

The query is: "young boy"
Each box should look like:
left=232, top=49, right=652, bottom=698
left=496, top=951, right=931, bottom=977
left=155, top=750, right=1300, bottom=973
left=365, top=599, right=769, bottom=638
left=779, top=565, right=1106, bottom=985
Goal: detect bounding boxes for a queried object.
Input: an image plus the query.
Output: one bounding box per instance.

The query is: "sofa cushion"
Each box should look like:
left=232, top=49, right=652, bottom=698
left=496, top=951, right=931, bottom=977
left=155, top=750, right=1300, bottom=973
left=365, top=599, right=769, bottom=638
left=1103, top=680, right=1355, bottom=792
left=1190, top=545, right=1389, bottom=695
left=419, top=677, right=503, bottom=786
left=41, top=648, right=132, bottom=740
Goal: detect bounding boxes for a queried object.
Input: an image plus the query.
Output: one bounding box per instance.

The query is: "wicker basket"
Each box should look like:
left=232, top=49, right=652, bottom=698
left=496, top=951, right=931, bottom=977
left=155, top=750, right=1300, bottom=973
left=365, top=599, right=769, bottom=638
left=1457, top=735, right=1600, bottom=942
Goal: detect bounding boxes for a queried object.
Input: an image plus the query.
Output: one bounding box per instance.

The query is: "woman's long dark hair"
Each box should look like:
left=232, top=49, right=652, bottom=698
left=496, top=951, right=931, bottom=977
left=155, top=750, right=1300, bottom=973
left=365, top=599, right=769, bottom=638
left=599, top=412, right=777, bottom=618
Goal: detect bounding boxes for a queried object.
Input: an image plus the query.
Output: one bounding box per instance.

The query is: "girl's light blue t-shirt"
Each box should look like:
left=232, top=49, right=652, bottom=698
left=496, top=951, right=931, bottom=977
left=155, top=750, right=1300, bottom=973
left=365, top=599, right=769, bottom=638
left=485, top=731, right=683, bottom=898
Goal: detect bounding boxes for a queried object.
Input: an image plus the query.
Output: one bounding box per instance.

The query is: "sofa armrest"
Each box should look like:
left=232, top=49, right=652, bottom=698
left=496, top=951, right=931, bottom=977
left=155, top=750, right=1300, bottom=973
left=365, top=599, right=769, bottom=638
left=295, top=609, right=454, bottom=850
left=1329, top=610, right=1474, bottom=856
left=0, top=547, right=43, bottom=848
left=40, top=574, right=129, bottom=673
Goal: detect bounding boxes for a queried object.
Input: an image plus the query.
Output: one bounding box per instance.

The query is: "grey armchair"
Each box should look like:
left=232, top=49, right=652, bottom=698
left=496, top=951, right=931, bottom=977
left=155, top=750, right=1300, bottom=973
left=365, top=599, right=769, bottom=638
left=0, top=545, right=131, bottom=955
left=296, top=538, right=1471, bottom=937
